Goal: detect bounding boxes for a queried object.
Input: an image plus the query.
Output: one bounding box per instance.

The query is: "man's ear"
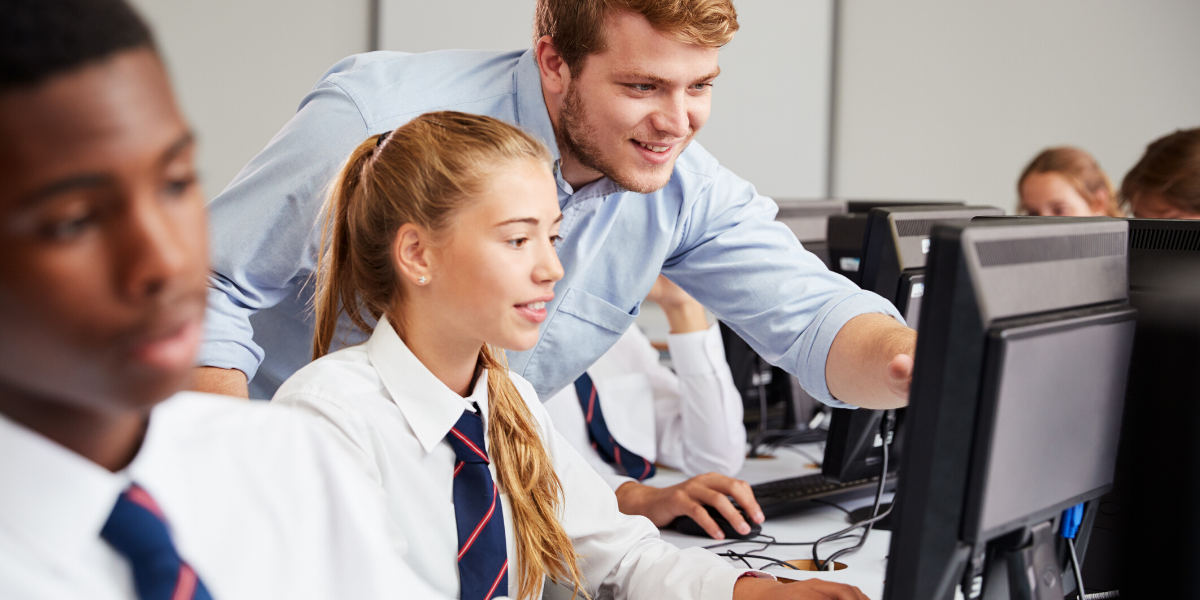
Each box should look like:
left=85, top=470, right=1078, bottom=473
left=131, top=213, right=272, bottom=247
left=535, top=35, right=572, bottom=96
left=392, top=223, right=433, bottom=287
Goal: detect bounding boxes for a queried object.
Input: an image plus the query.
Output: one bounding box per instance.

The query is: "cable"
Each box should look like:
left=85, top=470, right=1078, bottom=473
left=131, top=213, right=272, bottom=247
left=811, top=410, right=894, bottom=571
left=810, top=498, right=852, bottom=516
left=1062, top=512, right=1120, bottom=600
left=1067, top=538, right=1086, bottom=600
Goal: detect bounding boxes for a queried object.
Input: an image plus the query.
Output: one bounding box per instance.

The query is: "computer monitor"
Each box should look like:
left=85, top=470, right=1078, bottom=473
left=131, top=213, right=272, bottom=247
left=827, top=200, right=963, bottom=284
left=1082, top=218, right=1200, bottom=597
left=884, top=219, right=1136, bottom=600
left=822, top=205, right=1002, bottom=487
left=774, top=199, right=847, bottom=269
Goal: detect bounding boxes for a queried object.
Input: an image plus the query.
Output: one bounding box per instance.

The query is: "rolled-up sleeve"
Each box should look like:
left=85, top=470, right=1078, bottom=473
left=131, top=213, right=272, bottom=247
left=662, top=165, right=904, bottom=408
left=197, top=60, right=371, bottom=379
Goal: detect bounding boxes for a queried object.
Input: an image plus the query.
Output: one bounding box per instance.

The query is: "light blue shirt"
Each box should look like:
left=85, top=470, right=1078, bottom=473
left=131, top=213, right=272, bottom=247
left=202, top=48, right=902, bottom=405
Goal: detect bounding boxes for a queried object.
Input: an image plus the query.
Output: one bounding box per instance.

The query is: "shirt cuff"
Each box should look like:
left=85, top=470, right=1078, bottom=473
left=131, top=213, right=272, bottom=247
left=802, top=290, right=905, bottom=409
left=702, top=567, right=774, bottom=600
left=195, top=338, right=262, bottom=381
left=665, top=323, right=723, bottom=376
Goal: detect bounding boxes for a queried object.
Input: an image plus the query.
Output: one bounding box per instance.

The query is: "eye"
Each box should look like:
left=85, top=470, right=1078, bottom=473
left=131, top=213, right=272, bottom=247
left=508, top=236, right=529, bottom=249
left=629, top=83, right=655, bottom=93
left=550, top=234, right=564, bottom=248
left=691, top=82, right=713, bottom=92
left=41, top=212, right=96, bottom=241
left=163, top=173, right=198, bottom=199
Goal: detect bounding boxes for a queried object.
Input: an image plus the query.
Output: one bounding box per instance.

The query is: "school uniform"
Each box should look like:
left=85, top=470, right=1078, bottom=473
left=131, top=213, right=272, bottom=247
left=272, top=315, right=767, bottom=600
left=544, top=323, right=745, bottom=491
left=0, top=392, right=444, bottom=600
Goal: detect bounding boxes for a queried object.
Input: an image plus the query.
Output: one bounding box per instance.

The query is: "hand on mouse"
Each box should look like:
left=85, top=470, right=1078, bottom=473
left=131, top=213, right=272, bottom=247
left=615, top=472, right=764, bottom=540
left=734, top=575, right=869, bottom=600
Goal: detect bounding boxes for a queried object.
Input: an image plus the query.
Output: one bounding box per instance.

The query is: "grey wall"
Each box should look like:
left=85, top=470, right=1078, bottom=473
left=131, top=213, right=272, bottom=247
left=129, top=0, right=371, bottom=198
left=833, top=0, right=1200, bottom=212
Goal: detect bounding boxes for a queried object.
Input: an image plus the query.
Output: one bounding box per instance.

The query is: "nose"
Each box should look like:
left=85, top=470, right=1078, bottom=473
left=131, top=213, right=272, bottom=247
left=650, top=91, right=690, bottom=139
left=534, top=240, right=565, bottom=285
left=116, top=191, right=189, bottom=303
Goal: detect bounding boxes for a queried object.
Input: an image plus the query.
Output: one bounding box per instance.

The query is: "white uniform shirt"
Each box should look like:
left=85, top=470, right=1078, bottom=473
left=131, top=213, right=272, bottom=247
left=544, top=323, right=746, bottom=490
left=0, top=392, right=445, bottom=600
left=272, top=316, right=760, bottom=600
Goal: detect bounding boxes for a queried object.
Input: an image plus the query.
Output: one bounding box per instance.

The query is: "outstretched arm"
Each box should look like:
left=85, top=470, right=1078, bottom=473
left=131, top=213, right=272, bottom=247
left=826, top=313, right=916, bottom=409
left=189, top=366, right=249, bottom=399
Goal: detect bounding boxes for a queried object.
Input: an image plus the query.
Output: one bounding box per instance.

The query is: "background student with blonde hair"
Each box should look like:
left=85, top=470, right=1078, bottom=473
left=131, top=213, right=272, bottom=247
left=273, top=111, right=869, bottom=600
left=1121, top=127, right=1200, bottom=219
left=1017, top=146, right=1123, bottom=217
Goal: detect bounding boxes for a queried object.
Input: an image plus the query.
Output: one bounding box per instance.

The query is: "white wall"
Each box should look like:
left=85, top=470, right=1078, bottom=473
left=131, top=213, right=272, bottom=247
left=833, top=0, right=1200, bottom=212
left=378, top=0, right=835, bottom=199
left=129, top=0, right=371, bottom=197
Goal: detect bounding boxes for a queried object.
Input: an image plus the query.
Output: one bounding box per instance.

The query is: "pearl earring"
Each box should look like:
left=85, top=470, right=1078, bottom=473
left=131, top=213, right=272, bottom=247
left=418, top=276, right=427, bottom=284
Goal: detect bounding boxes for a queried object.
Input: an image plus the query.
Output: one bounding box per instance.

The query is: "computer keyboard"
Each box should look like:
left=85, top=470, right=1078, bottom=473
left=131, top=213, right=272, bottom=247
left=751, top=472, right=893, bottom=518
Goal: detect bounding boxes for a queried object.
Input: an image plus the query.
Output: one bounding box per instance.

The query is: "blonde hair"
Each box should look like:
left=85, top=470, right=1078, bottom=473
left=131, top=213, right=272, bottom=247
left=313, top=111, right=585, bottom=600
left=1018, top=146, right=1122, bottom=217
left=535, top=0, right=739, bottom=72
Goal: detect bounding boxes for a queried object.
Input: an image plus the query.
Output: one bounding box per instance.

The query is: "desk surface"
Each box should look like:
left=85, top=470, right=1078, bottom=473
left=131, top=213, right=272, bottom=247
left=648, top=446, right=891, bottom=600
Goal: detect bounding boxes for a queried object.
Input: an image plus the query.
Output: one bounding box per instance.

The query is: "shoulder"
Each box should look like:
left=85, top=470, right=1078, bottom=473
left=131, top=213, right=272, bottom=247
left=273, top=345, right=383, bottom=403
left=317, top=49, right=526, bottom=129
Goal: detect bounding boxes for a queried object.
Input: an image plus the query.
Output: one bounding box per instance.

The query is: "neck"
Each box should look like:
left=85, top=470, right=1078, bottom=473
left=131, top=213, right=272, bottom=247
left=393, top=307, right=483, bottom=397
left=0, top=383, right=148, bottom=472
left=542, top=82, right=604, bottom=189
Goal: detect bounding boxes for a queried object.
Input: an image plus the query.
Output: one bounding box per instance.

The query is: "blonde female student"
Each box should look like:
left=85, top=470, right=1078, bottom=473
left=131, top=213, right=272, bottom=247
left=272, top=112, right=867, bottom=600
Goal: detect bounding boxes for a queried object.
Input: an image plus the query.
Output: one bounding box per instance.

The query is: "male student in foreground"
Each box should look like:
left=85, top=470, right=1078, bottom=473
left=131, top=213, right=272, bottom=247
left=0, top=1, right=445, bottom=598
left=195, top=0, right=917, bottom=534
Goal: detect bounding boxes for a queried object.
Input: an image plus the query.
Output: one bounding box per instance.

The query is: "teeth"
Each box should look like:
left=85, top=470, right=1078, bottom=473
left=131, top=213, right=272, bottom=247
left=522, top=301, right=546, bottom=310
left=638, top=141, right=669, bottom=153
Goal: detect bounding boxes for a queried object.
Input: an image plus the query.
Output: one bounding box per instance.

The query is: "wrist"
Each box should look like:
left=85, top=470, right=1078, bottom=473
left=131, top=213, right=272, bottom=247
left=663, top=302, right=709, bottom=334
left=732, top=574, right=779, bottom=600
left=614, top=481, right=648, bottom=514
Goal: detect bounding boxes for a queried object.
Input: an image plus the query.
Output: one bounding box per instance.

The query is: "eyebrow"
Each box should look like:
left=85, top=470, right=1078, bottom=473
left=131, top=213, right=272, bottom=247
left=18, top=131, right=195, bottom=209
left=495, top=213, right=565, bottom=227
left=615, top=67, right=721, bottom=87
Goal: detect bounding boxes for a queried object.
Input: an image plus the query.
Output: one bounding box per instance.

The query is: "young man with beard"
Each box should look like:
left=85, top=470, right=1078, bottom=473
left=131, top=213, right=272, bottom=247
left=0, top=1, right=447, bottom=598
left=196, top=0, right=916, bottom=537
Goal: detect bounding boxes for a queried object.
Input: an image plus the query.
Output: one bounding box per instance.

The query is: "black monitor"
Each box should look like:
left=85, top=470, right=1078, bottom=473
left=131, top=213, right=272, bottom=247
left=774, top=199, right=847, bottom=270
left=1082, top=218, right=1200, bottom=597
left=884, top=219, right=1136, bottom=600
left=822, top=205, right=1002, bottom=487
left=827, top=200, right=963, bottom=284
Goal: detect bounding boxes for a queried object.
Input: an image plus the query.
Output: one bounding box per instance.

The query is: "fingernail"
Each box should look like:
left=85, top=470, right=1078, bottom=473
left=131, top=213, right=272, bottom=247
left=737, top=523, right=749, bottom=534
left=755, top=511, right=764, bottom=523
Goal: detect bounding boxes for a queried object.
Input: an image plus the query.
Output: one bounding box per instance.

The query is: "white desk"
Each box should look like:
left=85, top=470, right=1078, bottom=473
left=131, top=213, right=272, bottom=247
left=648, top=446, right=892, bottom=599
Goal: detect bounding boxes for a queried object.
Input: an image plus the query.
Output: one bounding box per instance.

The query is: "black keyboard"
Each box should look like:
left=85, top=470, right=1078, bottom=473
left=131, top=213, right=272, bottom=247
left=751, top=472, right=893, bottom=518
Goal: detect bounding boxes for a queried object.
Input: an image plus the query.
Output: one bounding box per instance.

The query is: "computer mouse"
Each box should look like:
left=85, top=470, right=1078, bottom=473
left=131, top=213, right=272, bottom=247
left=672, top=505, right=762, bottom=539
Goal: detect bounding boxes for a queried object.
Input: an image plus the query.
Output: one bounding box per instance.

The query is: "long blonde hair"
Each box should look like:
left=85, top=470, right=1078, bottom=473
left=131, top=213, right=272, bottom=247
left=313, top=111, right=586, bottom=600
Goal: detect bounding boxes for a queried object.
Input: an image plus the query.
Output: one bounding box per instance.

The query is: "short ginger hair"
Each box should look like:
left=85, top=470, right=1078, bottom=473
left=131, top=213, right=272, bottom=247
left=534, top=0, right=739, bottom=72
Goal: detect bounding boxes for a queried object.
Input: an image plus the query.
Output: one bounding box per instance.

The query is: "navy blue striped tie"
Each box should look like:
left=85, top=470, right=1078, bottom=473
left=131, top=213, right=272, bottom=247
left=446, top=408, right=509, bottom=600
left=101, top=484, right=214, bottom=600
left=574, top=373, right=656, bottom=481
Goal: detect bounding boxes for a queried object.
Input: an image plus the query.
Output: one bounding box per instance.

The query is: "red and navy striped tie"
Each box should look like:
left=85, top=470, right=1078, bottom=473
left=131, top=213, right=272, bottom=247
left=101, top=484, right=213, bottom=600
left=574, top=373, right=656, bottom=481
left=446, top=408, right=509, bottom=600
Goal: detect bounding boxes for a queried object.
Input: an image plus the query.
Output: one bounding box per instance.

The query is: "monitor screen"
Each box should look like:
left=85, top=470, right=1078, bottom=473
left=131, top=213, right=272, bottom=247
left=964, top=315, right=1134, bottom=541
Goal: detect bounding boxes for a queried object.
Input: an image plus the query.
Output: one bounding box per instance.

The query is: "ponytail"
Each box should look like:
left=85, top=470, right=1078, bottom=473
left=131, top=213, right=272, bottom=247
left=310, top=112, right=587, bottom=600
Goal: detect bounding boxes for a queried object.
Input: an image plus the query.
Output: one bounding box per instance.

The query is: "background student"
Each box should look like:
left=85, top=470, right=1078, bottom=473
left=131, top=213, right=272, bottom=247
left=273, top=111, right=869, bottom=600
left=1121, top=127, right=1200, bottom=219
left=1017, top=146, right=1123, bottom=217
left=545, top=274, right=758, bottom=539
left=193, top=0, right=916, bottom=416
left=0, top=2, right=442, bottom=598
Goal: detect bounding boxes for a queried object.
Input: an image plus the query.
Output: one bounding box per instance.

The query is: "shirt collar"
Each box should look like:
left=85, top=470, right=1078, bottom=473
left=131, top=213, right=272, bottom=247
left=0, top=410, right=132, bottom=563
left=366, top=315, right=490, bottom=454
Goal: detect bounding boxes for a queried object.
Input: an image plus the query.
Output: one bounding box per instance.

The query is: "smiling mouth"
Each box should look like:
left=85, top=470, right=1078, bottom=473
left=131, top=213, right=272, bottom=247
left=636, top=141, right=671, bottom=153
left=516, top=301, right=546, bottom=310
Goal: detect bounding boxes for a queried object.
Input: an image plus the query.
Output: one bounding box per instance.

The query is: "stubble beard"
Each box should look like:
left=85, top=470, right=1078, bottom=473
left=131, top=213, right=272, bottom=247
left=557, top=84, right=673, bottom=195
